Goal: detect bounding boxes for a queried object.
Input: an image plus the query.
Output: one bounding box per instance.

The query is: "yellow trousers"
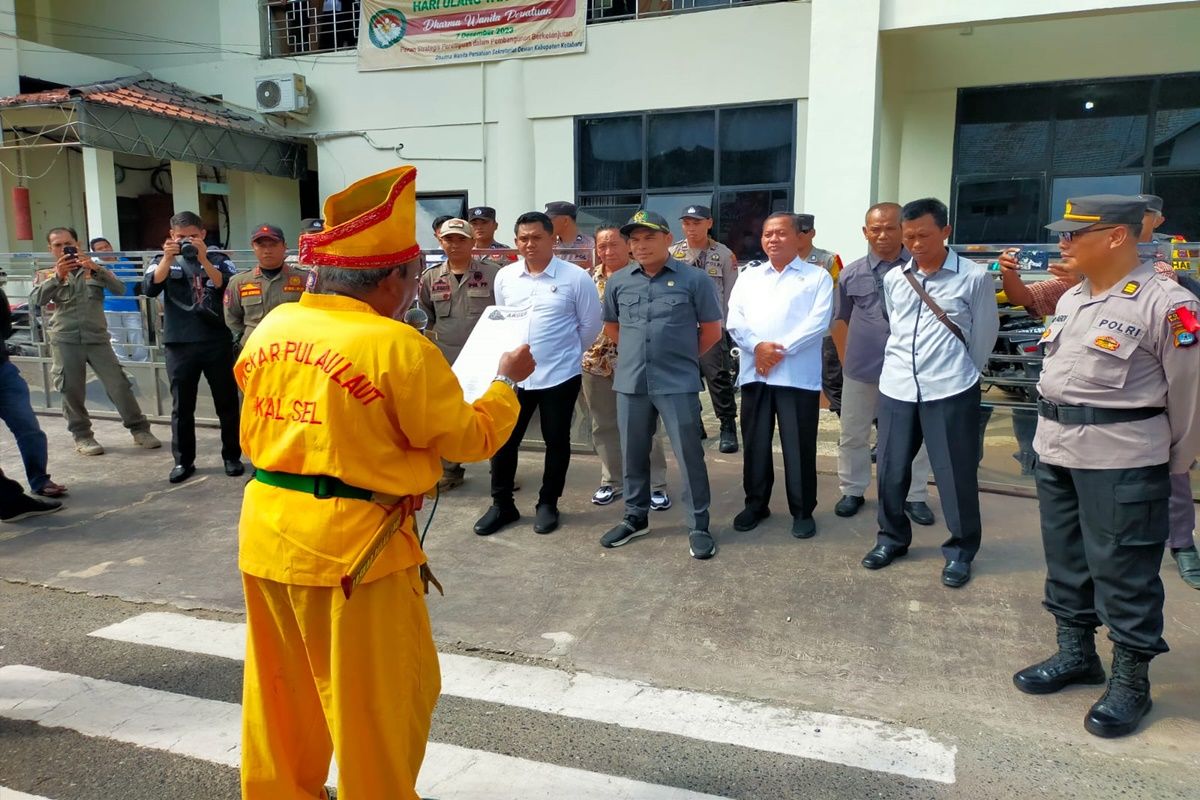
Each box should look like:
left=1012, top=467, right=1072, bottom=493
left=241, top=566, right=441, bottom=800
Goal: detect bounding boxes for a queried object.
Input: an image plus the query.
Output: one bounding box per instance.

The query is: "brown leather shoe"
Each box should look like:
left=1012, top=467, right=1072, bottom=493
left=36, top=480, right=68, bottom=498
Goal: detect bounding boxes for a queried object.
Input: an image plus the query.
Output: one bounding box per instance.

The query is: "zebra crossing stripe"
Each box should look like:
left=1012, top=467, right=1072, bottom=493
left=0, top=789, right=54, bottom=800
left=90, top=611, right=957, bottom=783
left=0, top=665, right=730, bottom=800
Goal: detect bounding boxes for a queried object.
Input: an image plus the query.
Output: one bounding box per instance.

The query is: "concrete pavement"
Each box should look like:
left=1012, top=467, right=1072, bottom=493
left=0, top=414, right=1197, bottom=798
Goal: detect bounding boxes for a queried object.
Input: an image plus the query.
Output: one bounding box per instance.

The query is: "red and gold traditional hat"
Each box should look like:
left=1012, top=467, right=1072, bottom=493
left=297, top=166, right=420, bottom=268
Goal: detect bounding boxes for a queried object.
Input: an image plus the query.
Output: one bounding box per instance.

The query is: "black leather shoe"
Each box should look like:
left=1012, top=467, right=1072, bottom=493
left=1085, top=646, right=1153, bottom=738
left=168, top=464, right=195, bottom=484
left=733, top=506, right=769, bottom=531
left=904, top=501, right=935, bottom=526
left=791, top=516, right=816, bottom=539
left=1173, top=546, right=1200, bottom=590
left=1013, top=622, right=1106, bottom=695
left=942, top=560, right=971, bottom=588
left=533, top=504, right=559, bottom=535
left=718, top=422, right=739, bottom=454
left=224, top=459, right=245, bottom=477
left=834, top=495, right=864, bottom=517
left=474, top=504, right=520, bottom=536
left=861, top=543, right=907, bottom=569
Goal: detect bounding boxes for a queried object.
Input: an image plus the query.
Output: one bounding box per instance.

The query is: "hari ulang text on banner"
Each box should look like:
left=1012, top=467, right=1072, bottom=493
left=358, top=0, right=587, bottom=70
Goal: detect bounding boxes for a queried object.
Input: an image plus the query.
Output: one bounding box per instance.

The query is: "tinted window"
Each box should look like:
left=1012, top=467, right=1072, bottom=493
left=719, top=105, right=793, bottom=186
left=648, top=111, right=714, bottom=188
left=954, top=179, right=1043, bottom=244
left=1152, top=76, right=1200, bottom=168
left=579, top=116, right=643, bottom=192
left=1152, top=172, right=1200, bottom=241
left=957, top=86, right=1053, bottom=173
left=1052, top=80, right=1150, bottom=172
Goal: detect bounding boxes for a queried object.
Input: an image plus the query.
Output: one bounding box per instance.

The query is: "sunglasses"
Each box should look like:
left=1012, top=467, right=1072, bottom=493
left=1057, top=225, right=1118, bottom=242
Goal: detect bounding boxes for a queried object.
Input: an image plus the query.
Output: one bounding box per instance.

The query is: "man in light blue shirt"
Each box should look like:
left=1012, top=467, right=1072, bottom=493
left=727, top=212, right=834, bottom=539
left=474, top=211, right=603, bottom=537
left=863, top=198, right=999, bottom=588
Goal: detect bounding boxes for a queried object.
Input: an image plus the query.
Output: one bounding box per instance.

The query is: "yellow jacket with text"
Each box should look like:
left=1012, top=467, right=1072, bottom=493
left=234, top=292, right=519, bottom=587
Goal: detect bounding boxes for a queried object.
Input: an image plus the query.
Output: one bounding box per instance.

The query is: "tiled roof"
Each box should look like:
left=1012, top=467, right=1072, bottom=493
left=0, top=73, right=283, bottom=138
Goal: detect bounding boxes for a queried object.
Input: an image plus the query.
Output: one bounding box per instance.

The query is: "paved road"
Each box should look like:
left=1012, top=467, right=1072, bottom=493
left=1, top=417, right=1198, bottom=799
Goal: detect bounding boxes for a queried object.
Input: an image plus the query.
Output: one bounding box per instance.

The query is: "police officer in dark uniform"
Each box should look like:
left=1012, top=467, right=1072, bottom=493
left=1013, top=195, right=1200, bottom=738
left=144, top=211, right=243, bottom=484
left=671, top=205, right=740, bottom=453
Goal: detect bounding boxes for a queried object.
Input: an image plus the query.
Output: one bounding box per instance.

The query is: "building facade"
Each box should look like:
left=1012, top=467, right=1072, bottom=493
left=1, top=0, right=1197, bottom=259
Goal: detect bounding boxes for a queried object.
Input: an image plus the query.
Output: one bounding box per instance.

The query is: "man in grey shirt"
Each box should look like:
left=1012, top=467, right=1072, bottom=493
left=600, top=210, right=725, bottom=560
left=862, top=198, right=999, bottom=588
left=831, top=202, right=933, bottom=525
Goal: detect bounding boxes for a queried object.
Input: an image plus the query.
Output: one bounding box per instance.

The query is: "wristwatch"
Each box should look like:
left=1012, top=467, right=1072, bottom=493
left=492, top=375, right=518, bottom=390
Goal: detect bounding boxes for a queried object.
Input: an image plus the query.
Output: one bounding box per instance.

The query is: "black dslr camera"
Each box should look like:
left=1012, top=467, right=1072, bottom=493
left=178, top=238, right=199, bottom=259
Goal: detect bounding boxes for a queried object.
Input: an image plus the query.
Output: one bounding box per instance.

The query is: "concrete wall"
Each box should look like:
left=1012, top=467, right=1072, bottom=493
left=880, top=4, right=1200, bottom=218
left=13, top=0, right=224, bottom=70
left=148, top=1, right=813, bottom=217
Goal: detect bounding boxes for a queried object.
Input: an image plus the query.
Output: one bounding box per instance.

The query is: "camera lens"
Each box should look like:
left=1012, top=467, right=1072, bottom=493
left=180, top=241, right=199, bottom=259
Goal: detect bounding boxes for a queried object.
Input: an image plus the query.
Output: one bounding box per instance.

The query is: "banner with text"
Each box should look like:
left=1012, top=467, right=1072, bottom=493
left=358, top=0, right=586, bottom=70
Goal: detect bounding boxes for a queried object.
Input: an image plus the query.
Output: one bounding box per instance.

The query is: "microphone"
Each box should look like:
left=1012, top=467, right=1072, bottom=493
left=402, top=305, right=429, bottom=332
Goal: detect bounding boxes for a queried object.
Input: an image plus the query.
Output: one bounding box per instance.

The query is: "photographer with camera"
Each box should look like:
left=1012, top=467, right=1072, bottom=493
left=30, top=227, right=160, bottom=457
left=144, top=212, right=242, bottom=483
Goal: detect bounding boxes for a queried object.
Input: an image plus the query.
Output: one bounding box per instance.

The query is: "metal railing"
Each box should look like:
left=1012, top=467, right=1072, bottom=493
left=259, top=0, right=789, bottom=56
left=261, top=0, right=361, bottom=58
left=587, top=0, right=786, bottom=24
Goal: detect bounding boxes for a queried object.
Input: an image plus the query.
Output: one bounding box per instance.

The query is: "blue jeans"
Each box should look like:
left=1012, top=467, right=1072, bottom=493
left=0, top=360, right=50, bottom=492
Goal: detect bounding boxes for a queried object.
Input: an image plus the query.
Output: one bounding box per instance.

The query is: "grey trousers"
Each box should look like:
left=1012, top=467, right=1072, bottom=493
left=51, top=342, right=149, bottom=440
left=1168, top=472, right=1195, bottom=550
left=580, top=372, right=666, bottom=491
left=838, top=375, right=930, bottom=501
left=617, top=391, right=710, bottom=531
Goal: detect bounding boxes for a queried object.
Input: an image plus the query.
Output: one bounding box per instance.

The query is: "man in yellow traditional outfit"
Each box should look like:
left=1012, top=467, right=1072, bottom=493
left=235, top=165, right=533, bottom=800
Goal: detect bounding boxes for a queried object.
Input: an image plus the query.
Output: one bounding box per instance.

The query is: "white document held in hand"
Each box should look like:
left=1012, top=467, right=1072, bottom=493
left=452, top=304, right=532, bottom=402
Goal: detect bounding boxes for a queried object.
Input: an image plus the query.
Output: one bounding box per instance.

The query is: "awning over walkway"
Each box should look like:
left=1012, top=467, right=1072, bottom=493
left=0, top=74, right=305, bottom=178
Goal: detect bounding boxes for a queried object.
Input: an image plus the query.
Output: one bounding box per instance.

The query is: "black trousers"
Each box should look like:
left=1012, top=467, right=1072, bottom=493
left=741, top=382, right=820, bottom=520
left=876, top=382, right=982, bottom=561
left=490, top=374, right=581, bottom=508
left=699, top=333, right=737, bottom=425
left=1036, top=461, right=1170, bottom=657
left=821, top=336, right=842, bottom=414
left=164, top=341, right=241, bottom=467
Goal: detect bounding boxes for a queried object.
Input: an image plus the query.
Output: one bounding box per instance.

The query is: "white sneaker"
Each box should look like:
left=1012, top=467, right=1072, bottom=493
left=74, top=437, right=104, bottom=456
left=591, top=485, right=621, bottom=505
left=132, top=430, right=162, bottom=449
left=650, top=490, right=671, bottom=511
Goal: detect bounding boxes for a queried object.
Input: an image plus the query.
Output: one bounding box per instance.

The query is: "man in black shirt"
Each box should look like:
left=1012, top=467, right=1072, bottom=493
left=143, top=211, right=242, bottom=483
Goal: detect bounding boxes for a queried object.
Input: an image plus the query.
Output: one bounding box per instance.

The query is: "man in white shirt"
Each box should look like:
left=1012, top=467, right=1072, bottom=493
left=727, top=213, right=834, bottom=538
left=862, top=198, right=999, bottom=588
left=474, top=211, right=603, bottom=536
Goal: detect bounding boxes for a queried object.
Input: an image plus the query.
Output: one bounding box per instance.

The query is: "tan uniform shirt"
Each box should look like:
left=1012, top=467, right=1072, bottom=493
left=554, top=232, right=595, bottom=270
left=1034, top=261, right=1200, bottom=474
left=417, top=258, right=499, bottom=363
left=223, top=264, right=309, bottom=345
left=29, top=263, right=127, bottom=345
left=671, top=238, right=737, bottom=321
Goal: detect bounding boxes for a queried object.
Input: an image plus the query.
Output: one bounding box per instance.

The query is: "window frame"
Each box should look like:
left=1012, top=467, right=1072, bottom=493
left=950, top=71, right=1200, bottom=244
left=574, top=101, right=797, bottom=251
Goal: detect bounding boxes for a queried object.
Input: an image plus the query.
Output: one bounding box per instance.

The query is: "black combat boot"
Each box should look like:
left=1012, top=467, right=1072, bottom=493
left=1013, top=621, right=1106, bottom=695
left=1084, top=645, right=1153, bottom=738
left=718, top=420, right=739, bottom=454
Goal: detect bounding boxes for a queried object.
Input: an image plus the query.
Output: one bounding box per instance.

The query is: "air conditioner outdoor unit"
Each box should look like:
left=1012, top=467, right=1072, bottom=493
left=255, top=74, right=308, bottom=115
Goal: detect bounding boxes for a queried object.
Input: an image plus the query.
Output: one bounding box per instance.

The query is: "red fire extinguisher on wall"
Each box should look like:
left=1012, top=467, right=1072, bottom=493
left=12, top=186, right=32, bottom=241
